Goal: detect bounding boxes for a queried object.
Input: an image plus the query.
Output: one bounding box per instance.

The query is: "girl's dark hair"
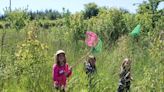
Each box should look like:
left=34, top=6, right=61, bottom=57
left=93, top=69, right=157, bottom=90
left=87, top=56, right=96, bottom=63
left=121, top=59, right=131, bottom=71
left=55, top=53, right=66, bottom=66
left=88, top=56, right=96, bottom=68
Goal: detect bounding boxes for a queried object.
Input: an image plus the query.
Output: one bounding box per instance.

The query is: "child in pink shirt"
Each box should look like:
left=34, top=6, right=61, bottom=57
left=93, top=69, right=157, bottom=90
left=52, top=50, right=72, bottom=92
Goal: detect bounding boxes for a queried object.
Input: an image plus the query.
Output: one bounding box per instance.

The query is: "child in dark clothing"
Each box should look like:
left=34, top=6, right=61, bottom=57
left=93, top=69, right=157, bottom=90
left=117, top=58, right=133, bottom=92
left=84, top=55, right=97, bottom=90
left=84, top=55, right=96, bottom=75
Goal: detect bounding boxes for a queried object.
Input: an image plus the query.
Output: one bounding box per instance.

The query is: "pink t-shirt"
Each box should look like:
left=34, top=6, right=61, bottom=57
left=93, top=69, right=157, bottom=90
left=53, top=63, right=72, bottom=87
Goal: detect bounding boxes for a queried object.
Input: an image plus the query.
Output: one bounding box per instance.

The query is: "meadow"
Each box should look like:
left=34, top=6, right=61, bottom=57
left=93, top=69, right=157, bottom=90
left=0, top=2, right=164, bottom=92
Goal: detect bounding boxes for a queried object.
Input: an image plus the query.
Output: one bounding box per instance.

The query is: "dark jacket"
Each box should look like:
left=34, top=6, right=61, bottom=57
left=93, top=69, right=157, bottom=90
left=84, top=61, right=96, bottom=75
left=118, top=69, right=131, bottom=92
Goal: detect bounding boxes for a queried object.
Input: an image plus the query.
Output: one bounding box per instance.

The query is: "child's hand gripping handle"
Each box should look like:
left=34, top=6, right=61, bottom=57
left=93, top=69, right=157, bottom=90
left=64, top=67, right=72, bottom=77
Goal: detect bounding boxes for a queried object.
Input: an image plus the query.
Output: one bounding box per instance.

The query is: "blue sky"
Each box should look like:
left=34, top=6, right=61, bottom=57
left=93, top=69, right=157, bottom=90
left=0, top=0, right=163, bottom=15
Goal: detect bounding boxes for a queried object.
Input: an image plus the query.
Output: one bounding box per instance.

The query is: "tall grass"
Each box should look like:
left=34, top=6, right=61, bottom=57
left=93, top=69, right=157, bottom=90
left=0, top=25, right=163, bottom=92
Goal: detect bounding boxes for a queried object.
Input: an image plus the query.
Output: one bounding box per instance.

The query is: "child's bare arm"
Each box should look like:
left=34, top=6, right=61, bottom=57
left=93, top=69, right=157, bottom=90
left=131, top=76, right=133, bottom=80
left=125, top=72, right=130, bottom=78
